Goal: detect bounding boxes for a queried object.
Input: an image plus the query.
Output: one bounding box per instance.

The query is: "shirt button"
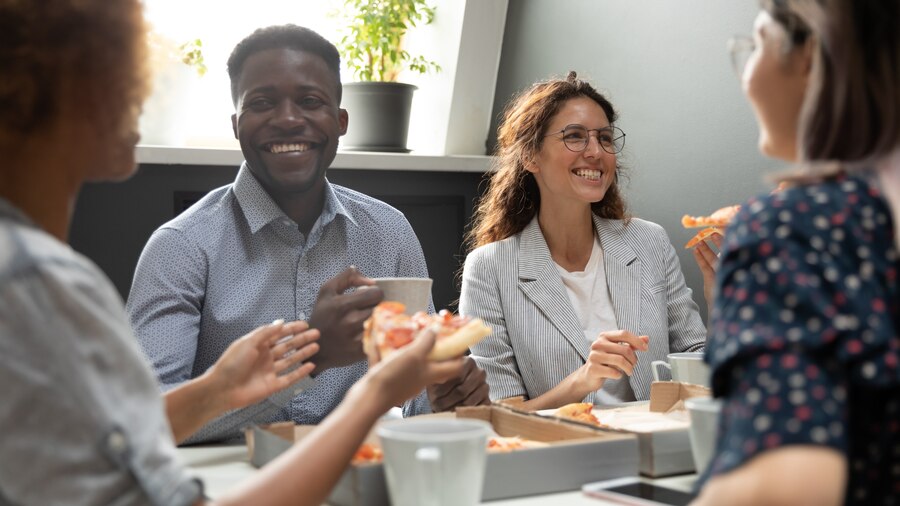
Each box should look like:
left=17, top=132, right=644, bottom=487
left=298, top=311, right=307, bottom=320
left=108, top=430, right=128, bottom=453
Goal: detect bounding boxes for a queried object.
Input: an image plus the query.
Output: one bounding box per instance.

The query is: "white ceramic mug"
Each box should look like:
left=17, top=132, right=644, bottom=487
left=650, top=352, right=710, bottom=386
left=685, top=397, right=722, bottom=475
left=372, top=277, right=433, bottom=314
left=378, top=418, right=490, bottom=506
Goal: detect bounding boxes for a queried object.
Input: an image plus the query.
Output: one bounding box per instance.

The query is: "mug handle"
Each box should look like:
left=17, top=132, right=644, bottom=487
left=651, top=360, right=671, bottom=382
left=415, top=446, right=441, bottom=506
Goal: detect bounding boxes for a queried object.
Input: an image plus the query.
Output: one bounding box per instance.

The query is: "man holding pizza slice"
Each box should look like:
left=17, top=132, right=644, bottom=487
left=126, top=25, right=489, bottom=444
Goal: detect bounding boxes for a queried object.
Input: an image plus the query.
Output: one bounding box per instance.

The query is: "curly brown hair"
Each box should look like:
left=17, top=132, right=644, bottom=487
left=465, top=71, right=628, bottom=251
left=0, top=0, right=149, bottom=155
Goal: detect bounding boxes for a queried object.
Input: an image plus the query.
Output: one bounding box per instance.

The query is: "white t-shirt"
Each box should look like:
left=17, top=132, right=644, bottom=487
left=555, top=237, right=636, bottom=404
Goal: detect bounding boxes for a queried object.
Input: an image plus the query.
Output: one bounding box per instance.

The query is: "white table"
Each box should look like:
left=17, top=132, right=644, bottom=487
left=180, top=445, right=696, bottom=505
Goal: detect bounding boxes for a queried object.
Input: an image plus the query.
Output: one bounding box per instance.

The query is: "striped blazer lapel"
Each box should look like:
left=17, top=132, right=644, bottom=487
left=594, top=216, right=648, bottom=393
left=517, top=218, right=590, bottom=363
left=594, top=216, right=640, bottom=335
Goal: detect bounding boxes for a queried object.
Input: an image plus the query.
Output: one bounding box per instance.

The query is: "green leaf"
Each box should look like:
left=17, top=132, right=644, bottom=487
left=334, top=0, right=441, bottom=82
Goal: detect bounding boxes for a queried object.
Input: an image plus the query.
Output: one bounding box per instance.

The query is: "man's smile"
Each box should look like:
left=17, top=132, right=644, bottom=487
left=264, top=141, right=315, bottom=154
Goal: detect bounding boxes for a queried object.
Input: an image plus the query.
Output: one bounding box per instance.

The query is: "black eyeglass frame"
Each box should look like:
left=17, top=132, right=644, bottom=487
left=543, top=124, right=627, bottom=155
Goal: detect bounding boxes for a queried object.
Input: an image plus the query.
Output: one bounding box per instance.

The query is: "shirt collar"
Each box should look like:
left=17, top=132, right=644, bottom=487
left=0, top=197, right=38, bottom=229
left=232, top=162, right=357, bottom=234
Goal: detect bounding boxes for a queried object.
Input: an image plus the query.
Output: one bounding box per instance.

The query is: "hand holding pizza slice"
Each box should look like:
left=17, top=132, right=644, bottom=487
left=681, top=204, right=740, bottom=249
left=363, top=302, right=492, bottom=363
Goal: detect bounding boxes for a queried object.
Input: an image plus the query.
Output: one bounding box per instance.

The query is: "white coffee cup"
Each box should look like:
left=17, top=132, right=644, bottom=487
left=378, top=418, right=490, bottom=506
left=685, top=397, right=722, bottom=475
left=650, top=352, right=710, bottom=387
left=372, top=277, right=433, bottom=314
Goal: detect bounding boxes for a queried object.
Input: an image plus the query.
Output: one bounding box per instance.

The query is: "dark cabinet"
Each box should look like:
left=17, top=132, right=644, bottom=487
left=70, top=164, right=486, bottom=312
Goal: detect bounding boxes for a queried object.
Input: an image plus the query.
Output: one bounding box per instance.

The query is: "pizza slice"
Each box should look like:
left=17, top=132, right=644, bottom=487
left=681, top=204, right=739, bottom=249
left=683, top=227, right=723, bottom=249
left=487, top=436, right=549, bottom=452
left=351, top=443, right=383, bottom=464
left=353, top=435, right=544, bottom=464
left=555, top=402, right=602, bottom=426
left=363, top=301, right=491, bottom=361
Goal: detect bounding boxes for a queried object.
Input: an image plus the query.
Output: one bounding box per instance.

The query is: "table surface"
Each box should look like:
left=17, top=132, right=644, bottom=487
left=179, top=445, right=697, bottom=505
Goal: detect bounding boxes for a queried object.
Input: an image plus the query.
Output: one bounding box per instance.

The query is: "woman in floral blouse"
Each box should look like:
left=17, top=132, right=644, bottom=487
left=693, top=1, right=900, bottom=505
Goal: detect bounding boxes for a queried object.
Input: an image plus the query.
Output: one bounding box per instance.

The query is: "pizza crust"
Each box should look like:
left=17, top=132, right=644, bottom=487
left=427, top=318, right=492, bottom=361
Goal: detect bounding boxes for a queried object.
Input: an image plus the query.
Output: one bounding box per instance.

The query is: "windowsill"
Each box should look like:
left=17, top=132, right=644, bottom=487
left=136, top=145, right=493, bottom=173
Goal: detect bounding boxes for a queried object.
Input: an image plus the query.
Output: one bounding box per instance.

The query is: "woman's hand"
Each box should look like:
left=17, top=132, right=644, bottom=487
left=359, top=327, right=465, bottom=411
left=568, top=330, right=649, bottom=397
left=692, top=233, right=723, bottom=312
left=205, top=320, right=320, bottom=411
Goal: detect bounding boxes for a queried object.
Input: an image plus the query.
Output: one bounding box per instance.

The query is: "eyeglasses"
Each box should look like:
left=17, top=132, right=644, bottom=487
left=544, top=124, right=626, bottom=154
left=727, top=35, right=756, bottom=79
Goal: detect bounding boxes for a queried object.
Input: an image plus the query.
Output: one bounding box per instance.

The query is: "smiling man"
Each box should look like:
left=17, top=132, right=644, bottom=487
left=126, top=25, right=489, bottom=443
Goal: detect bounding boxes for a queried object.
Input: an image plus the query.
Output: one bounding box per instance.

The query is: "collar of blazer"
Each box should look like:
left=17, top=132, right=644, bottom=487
left=516, top=215, right=641, bottom=364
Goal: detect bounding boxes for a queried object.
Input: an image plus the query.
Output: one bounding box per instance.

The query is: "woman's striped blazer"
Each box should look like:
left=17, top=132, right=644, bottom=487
left=460, top=215, right=706, bottom=403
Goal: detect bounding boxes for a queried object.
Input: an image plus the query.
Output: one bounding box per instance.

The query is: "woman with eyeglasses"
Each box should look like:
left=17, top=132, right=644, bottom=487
left=693, top=1, right=900, bottom=504
left=458, top=72, right=708, bottom=410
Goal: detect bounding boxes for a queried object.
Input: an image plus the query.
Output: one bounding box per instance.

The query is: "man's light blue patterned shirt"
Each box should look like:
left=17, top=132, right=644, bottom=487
left=126, top=164, right=431, bottom=442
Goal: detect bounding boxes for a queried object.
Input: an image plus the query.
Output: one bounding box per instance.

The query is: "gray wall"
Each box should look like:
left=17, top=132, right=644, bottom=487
left=491, top=0, right=784, bottom=322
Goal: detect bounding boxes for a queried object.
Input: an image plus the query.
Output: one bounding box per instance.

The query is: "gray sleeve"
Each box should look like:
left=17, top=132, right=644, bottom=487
left=460, top=246, right=529, bottom=401
left=127, top=227, right=315, bottom=444
left=0, top=261, right=202, bottom=506
left=126, top=227, right=206, bottom=391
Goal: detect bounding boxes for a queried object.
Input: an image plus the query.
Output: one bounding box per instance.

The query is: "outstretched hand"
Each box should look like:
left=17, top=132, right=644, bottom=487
left=206, top=320, right=319, bottom=411
left=364, top=327, right=465, bottom=410
left=308, top=266, right=383, bottom=373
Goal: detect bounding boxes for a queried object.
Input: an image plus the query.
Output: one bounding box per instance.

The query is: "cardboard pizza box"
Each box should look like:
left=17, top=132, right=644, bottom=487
left=246, top=405, right=638, bottom=506
left=523, top=382, right=712, bottom=477
left=636, top=382, right=711, bottom=476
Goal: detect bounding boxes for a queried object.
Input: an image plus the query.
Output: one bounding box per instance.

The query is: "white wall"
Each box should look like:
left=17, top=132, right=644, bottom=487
left=491, top=0, right=786, bottom=322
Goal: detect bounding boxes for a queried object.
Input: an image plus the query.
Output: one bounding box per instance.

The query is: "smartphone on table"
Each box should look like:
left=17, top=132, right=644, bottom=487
left=582, top=477, right=696, bottom=506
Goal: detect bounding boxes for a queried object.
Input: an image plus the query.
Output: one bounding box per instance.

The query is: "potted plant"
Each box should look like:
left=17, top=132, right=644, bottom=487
left=334, top=0, right=441, bottom=152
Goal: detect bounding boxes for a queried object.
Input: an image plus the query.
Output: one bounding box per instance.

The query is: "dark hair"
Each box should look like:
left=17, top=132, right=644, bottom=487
left=764, top=0, right=900, bottom=164
left=0, top=0, right=148, bottom=153
left=226, top=24, right=342, bottom=105
left=465, top=71, right=628, bottom=251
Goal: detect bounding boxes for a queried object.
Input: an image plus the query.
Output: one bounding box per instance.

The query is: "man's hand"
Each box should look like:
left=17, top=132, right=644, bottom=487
left=308, top=266, right=383, bottom=373
left=426, top=357, right=491, bottom=412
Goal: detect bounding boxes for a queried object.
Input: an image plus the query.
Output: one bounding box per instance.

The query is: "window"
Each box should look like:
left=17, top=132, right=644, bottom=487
left=141, top=0, right=507, bottom=155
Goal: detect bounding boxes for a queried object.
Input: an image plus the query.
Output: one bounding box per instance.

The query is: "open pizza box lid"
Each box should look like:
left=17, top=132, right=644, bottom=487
left=246, top=404, right=638, bottom=506
left=515, top=382, right=711, bottom=477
